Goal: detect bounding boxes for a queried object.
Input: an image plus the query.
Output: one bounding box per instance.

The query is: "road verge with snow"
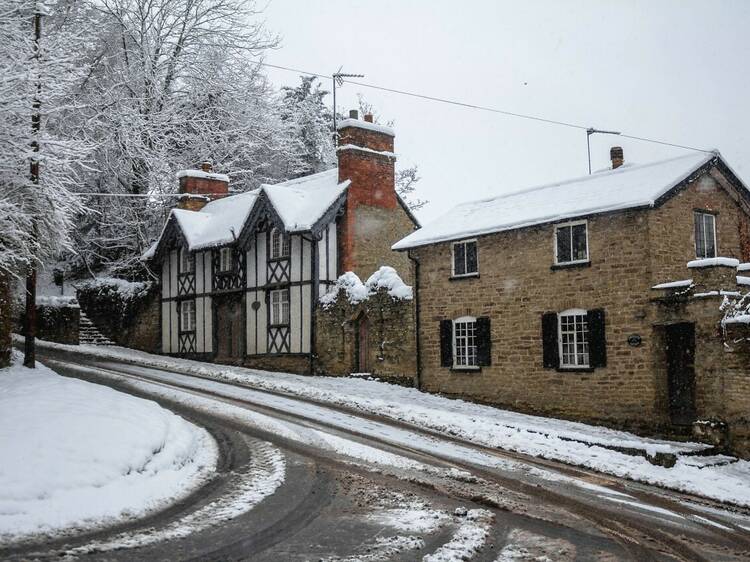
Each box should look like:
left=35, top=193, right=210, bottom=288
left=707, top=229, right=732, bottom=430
left=0, top=351, right=217, bottom=544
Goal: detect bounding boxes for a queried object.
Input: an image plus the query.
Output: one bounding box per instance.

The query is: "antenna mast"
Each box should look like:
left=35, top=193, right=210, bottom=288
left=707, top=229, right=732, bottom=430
left=332, top=68, right=365, bottom=146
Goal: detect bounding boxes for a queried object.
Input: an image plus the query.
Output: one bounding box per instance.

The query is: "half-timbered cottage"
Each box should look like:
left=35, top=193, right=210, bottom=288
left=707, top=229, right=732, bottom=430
left=146, top=111, right=418, bottom=374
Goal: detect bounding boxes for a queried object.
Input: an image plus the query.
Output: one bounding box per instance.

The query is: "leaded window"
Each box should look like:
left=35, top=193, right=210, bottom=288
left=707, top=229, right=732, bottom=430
left=270, top=289, right=290, bottom=326
left=453, top=316, right=478, bottom=368
left=180, top=300, right=196, bottom=332
left=219, top=247, right=233, bottom=272
left=452, top=240, right=478, bottom=277
left=270, top=228, right=290, bottom=259
left=555, top=221, right=588, bottom=264
left=694, top=212, right=717, bottom=259
left=179, top=247, right=194, bottom=273
left=558, top=309, right=589, bottom=368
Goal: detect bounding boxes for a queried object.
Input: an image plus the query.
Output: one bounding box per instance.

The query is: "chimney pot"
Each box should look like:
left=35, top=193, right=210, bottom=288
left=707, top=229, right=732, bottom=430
left=610, top=146, right=624, bottom=169
left=364, top=113, right=374, bottom=123
left=349, top=109, right=359, bottom=120
left=200, top=161, right=213, bottom=172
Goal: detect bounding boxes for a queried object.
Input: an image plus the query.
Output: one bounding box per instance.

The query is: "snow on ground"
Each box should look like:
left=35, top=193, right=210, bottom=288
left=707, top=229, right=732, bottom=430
left=29, top=339, right=750, bottom=507
left=423, top=508, right=494, bottom=562
left=0, top=352, right=217, bottom=543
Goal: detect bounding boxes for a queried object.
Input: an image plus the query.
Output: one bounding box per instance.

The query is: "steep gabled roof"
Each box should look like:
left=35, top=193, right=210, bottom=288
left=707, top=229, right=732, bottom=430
left=145, top=168, right=349, bottom=261
left=394, top=151, right=747, bottom=251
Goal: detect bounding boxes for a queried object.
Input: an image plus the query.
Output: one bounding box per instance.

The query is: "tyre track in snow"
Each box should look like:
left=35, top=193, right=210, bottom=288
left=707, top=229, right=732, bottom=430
left=40, top=351, right=750, bottom=561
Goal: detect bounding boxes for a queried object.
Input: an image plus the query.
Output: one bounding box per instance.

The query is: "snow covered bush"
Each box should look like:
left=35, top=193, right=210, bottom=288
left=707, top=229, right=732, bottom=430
left=721, top=291, right=750, bottom=330
left=319, top=267, right=413, bottom=310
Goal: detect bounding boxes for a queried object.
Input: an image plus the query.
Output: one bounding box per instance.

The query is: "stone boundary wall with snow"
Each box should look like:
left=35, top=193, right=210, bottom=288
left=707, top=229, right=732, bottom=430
left=16, top=295, right=80, bottom=346
left=76, top=278, right=160, bottom=352
left=651, top=258, right=750, bottom=458
left=316, top=267, right=417, bottom=385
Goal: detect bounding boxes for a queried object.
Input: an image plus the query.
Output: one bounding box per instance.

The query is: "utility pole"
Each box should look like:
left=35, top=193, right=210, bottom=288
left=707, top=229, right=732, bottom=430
left=24, top=7, right=42, bottom=368
left=586, top=128, right=621, bottom=174
left=332, top=69, right=364, bottom=146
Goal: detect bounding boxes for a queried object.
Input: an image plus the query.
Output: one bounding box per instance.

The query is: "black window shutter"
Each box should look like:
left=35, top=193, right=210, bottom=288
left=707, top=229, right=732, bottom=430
left=439, top=320, right=453, bottom=367
left=587, top=308, right=607, bottom=368
left=541, top=312, right=559, bottom=368
left=476, top=316, right=491, bottom=366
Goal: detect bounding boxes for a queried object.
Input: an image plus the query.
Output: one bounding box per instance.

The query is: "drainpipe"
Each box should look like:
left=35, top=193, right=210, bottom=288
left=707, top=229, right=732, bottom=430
left=407, top=250, right=421, bottom=389
left=309, top=233, right=321, bottom=376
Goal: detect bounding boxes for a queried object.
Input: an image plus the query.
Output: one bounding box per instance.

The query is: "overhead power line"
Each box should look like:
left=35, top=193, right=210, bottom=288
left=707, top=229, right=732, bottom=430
left=256, top=60, right=712, bottom=154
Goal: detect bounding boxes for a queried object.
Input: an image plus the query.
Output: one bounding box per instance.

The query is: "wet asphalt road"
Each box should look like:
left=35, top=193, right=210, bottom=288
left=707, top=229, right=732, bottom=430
left=3, top=346, right=750, bottom=561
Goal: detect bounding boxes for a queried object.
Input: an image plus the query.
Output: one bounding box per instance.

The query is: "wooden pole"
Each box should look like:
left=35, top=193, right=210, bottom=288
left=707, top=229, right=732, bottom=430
left=23, top=8, right=42, bottom=368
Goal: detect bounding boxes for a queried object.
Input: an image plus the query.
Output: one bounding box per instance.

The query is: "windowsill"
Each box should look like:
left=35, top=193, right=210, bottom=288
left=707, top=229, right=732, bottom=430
left=269, top=323, right=290, bottom=329
left=450, top=366, right=481, bottom=373
left=178, top=330, right=196, bottom=335
left=551, top=260, right=591, bottom=271
left=556, top=366, right=595, bottom=373
left=268, top=256, right=290, bottom=263
left=215, top=269, right=237, bottom=275
left=178, top=272, right=195, bottom=277
left=449, top=273, right=480, bottom=281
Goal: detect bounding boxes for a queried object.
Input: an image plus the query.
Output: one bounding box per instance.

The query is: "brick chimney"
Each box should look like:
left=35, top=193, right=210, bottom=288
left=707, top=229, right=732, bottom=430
left=610, top=146, right=624, bottom=170
left=336, top=110, right=397, bottom=277
left=176, top=161, right=229, bottom=211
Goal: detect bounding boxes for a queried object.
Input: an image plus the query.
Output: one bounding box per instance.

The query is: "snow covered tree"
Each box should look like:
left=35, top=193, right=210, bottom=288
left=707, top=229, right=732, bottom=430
left=0, top=0, right=91, bottom=365
left=279, top=75, right=336, bottom=176
left=68, top=0, right=303, bottom=277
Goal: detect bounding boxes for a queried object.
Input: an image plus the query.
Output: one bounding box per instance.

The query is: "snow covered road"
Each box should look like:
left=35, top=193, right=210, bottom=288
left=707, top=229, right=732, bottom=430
left=20, top=344, right=750, bottom=561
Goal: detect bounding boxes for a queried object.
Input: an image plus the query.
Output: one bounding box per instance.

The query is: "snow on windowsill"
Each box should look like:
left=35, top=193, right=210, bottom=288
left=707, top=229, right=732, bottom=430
left=336, top=118, right=394, bottom=136
left=651, top=279, right=693, bottom=290
left=687, top=257, right=740, bottom=269
left=737, top=276, right=750, bottom=286
left=693, top=290, right=741, bottom=298
left=738, top=262, right=750, bottom=272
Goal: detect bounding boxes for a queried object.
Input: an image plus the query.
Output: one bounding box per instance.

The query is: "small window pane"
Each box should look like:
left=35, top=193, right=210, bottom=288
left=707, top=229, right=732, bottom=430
left=556, top=225, right=571, bottom=263
left=465, top=242, right=478, bottom=274
left=571, top=224, right=588, bottom=261
left=454, top=243, right=466, bottom=275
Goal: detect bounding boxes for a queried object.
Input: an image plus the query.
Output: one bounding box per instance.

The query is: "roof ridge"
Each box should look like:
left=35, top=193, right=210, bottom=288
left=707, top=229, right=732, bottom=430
left=459, top=151, right=714, bottom=209
left=262, top=167, right=339, bottom=189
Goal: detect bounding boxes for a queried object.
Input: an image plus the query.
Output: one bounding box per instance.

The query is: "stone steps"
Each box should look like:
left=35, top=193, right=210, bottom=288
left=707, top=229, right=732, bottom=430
left=79, top=313, right=115, bottom=346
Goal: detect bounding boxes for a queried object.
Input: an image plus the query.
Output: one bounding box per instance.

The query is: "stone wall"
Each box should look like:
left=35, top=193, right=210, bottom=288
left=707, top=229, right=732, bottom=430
left=648, top=168, right=750, bottom=285
left=76, top=279, right=160, bottom=352
left=0, top=273, right=11, bottom=367
left=18, top=297, right=80, bottom=345
left=651, top=261, right=750, bottom=458
left=243, top=354, right=312, bottom=374
left=412, top=209, right=662, bottom=430
left=316, top=286, right=417, bottom=386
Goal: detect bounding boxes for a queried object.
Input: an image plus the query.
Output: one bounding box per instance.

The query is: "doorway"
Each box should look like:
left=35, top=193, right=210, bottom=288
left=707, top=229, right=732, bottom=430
left=665, top=322, right=696, bottom=425
left=356, top=314, right=369, bottom=373
left=214, top=295, right=243, bottom=363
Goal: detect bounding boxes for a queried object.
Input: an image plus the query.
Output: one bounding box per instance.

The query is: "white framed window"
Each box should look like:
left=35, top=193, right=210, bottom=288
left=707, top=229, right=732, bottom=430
left=179, top=247, right=194, bottom=274
left=558, top=309, right=589, bottom=368
left=270, top=288, right=290, bottom=325
left=452, top=240, right=478, bottom=277
left=270, top=228, right=290, bottom=259
left=180, top=300, right=196, bottom=332
left=219, top=247, right=233, bottom=272
left=453, top=316, right=478, bottom=368
left=554, top=220, right=589, bottom=265
left=694, top=212, right=717, bottom=259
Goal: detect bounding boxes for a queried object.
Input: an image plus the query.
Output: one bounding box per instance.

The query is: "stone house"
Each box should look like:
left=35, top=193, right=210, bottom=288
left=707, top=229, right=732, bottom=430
left=394, top=148, right=750, bottom=453
left=145, top=111, right=418, bottom=376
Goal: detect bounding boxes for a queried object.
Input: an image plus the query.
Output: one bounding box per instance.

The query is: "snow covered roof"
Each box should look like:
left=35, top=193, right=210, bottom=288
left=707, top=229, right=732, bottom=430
left=394, top=151, right=730, bottom=250
left=146, top=168, right=349, bottom=257
left=260, top=168, right=350, bottom=232
left=176, top=169, right=229, bottom=183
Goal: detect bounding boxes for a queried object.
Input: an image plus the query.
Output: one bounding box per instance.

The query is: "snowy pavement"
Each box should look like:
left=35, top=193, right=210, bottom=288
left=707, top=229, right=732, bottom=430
left=0, top=352, right=217, bottom=543
left=28, top=339, right=750, bottom=509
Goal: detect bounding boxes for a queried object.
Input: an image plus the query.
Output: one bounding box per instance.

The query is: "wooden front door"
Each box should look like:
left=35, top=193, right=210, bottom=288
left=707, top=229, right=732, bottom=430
left=357, top=315, right=369, bottom=373
left=665, top=322, right=696, bottom=425
left=215, top=295, right=243, bottom=363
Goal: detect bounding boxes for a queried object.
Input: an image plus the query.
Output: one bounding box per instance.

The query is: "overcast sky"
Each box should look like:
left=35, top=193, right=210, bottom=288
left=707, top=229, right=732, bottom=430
left=260, top=0, right=750, bottom=223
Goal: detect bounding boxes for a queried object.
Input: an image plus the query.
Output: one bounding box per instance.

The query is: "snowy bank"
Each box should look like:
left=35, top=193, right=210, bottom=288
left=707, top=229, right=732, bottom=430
left=0, top=352, right=217, bottom=543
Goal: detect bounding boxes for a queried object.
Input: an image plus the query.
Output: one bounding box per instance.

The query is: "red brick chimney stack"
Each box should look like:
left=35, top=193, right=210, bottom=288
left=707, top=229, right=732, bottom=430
left=611, top=146, right=624, bottom=170
left=176, top=161, right=229, bottom=211
left=336, top=109, right=397, bottom=276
